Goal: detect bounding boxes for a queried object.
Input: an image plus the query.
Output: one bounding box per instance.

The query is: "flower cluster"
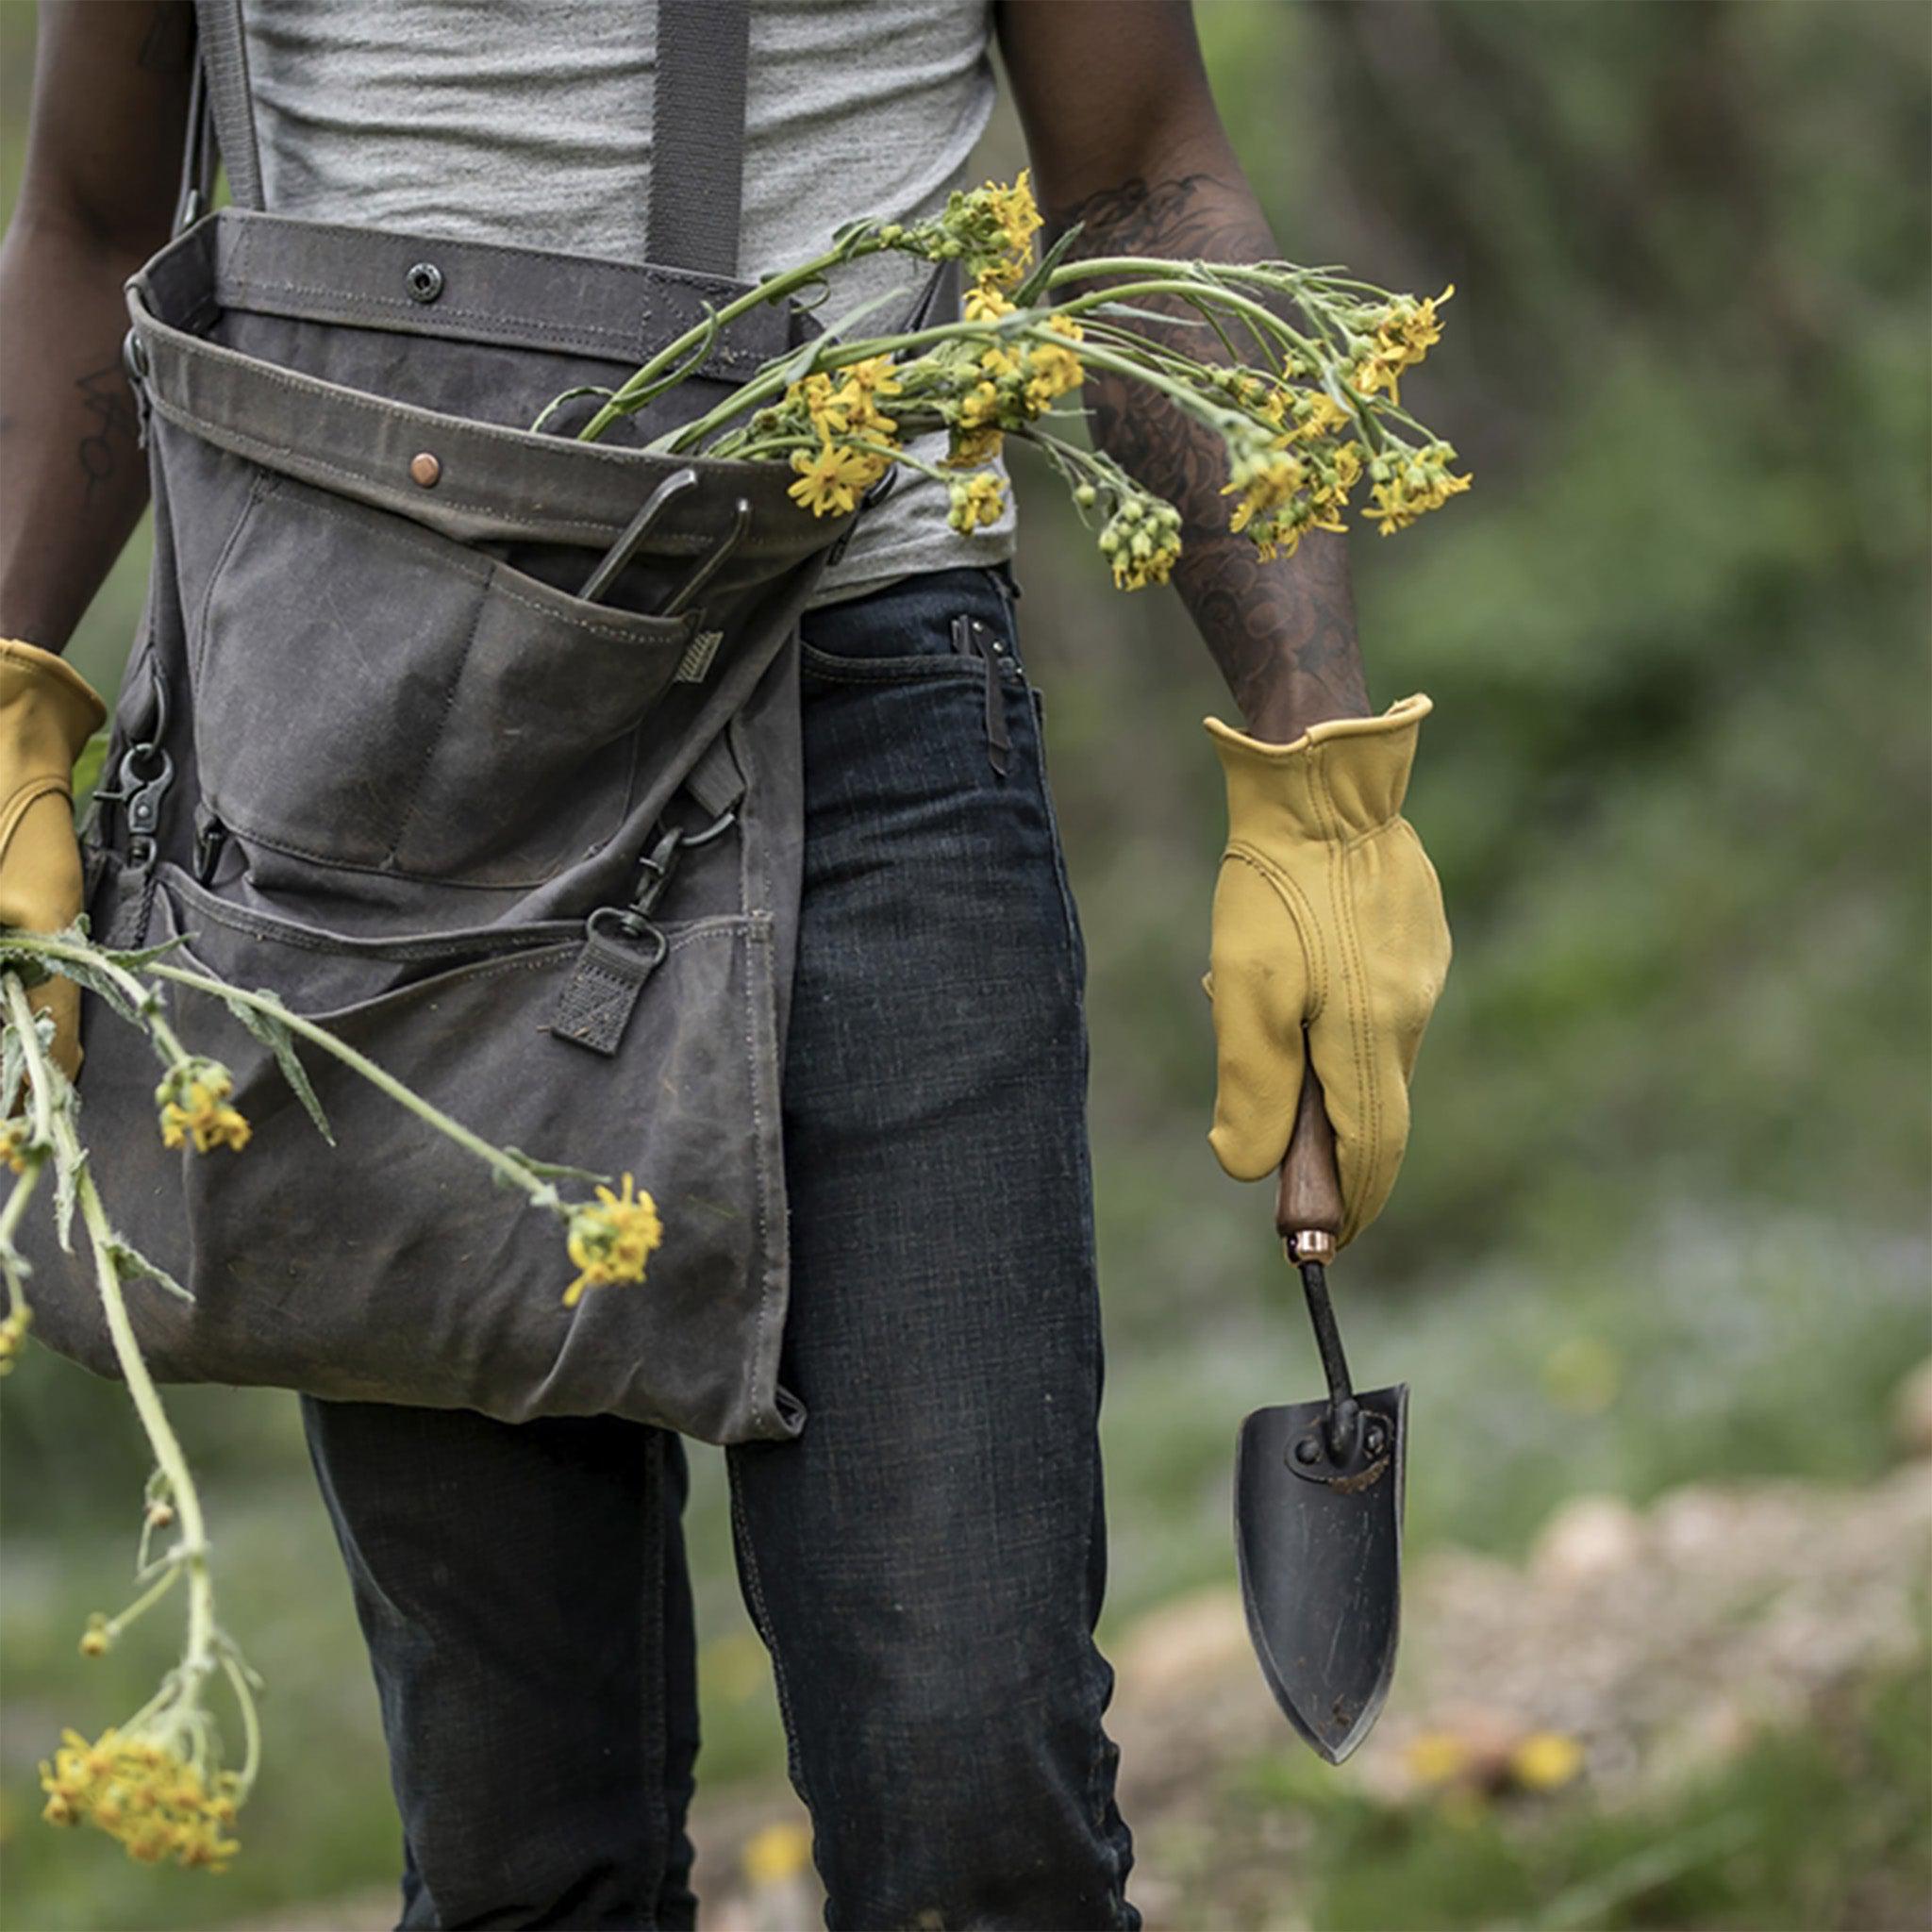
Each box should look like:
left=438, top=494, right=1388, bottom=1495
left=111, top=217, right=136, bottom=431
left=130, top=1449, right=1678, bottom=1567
left=562, top=1172, right=664, bottom=1309
left=891, top=169, right=1045, bottom=293
left=39, top=1725, right=243, bottom=1871
left=155, top=1058, right=250, bottom=1155
left=1351, top=285, right=1455, bottom=405
left=1363, top=441, right=1474, bottom=535
left=1097, top=491, right=1185, bottom=591
left=0, top=1114, right=37, bottom=1174
left=570, top=172, right=1468, bottom=590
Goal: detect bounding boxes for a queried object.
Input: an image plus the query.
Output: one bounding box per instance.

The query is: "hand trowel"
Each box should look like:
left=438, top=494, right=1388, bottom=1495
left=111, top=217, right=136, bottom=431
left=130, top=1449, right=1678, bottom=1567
left=1234, top=1061, right=1407, bottom=1765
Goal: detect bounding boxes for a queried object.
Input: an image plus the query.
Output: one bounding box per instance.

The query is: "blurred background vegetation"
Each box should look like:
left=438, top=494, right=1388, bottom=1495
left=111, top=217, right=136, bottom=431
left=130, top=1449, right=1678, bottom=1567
left=2, top=3, right=1926, bottom=1927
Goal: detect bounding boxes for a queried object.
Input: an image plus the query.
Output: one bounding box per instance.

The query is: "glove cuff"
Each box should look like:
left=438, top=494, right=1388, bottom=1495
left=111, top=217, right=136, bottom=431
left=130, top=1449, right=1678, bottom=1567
left=1206, top=692, right=1431, bottom=843
left=0, top=638, right=108, bottom=763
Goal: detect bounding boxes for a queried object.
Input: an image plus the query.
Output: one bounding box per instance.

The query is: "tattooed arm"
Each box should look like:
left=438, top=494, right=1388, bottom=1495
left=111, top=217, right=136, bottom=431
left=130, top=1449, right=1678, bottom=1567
left=998, top=0, right=1369, bottom=741
left=0, top=2, right=193, bottom=651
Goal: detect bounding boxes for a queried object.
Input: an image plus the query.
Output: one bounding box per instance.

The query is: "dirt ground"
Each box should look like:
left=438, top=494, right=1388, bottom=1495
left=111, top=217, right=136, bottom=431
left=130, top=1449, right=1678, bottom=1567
left=231, top=1455, right=1932, bottom=1932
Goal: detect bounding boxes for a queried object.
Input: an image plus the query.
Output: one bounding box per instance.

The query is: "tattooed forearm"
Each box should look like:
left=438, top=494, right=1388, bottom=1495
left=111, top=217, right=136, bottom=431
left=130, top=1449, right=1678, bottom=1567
left=1052, top=175, right=1371, bottom=739
left=75, top=365, right=138, bottom=504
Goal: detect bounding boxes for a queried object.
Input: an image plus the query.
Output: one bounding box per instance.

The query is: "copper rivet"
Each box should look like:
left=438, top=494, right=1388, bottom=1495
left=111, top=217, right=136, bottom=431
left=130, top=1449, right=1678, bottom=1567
left=409, top=452, right=441, bottom=488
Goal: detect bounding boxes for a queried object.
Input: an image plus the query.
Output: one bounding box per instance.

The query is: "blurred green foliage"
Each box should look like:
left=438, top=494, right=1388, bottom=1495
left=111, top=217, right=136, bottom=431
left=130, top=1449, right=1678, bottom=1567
left=1, top=3, right=1926, bottom=1925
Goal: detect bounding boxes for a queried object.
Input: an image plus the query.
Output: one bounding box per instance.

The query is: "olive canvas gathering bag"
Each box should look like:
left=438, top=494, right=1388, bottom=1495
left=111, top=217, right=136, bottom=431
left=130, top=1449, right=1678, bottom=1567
left=23, top=0, right=897, bottom=1443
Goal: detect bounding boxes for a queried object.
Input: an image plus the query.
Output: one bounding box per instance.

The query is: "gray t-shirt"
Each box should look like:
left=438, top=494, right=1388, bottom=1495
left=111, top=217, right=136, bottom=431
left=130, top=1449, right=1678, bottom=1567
left=242, top=0, right=1018, bottom=603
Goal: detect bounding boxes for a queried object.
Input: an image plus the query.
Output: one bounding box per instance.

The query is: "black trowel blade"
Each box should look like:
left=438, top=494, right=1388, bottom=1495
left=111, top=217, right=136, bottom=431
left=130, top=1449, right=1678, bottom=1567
left=1233, top=1381, right=1407, bottom=1764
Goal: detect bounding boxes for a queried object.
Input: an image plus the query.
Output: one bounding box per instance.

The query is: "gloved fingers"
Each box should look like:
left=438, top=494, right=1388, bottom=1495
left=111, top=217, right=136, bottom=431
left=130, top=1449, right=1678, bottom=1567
left=0, top=787, right=92, bottom=1083
left=1306, top=1012, right=1410, bottom=1250
left=1309, top=822, right=1452, bottom=1245
left=1206, top=854, right=1313, bottom=1182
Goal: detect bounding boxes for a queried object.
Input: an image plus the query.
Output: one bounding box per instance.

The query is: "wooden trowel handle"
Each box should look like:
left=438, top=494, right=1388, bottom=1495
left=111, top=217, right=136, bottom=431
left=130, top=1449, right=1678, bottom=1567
left=1274, top=1059, right=1343, bottom=1263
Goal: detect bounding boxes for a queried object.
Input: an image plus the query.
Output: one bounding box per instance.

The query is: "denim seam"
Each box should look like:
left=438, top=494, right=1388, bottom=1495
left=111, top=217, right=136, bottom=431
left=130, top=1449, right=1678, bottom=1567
left=727, top=1472, right=815, bottom=1816
left=639, top=1431, right=668, bottom=1927
left=798, top=648, right=987, bottom=686
left=1024, top=688, right=1086, bottom=997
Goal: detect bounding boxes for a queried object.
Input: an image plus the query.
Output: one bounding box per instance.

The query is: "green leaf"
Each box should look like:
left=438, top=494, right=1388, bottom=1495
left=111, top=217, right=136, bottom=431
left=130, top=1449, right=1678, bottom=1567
left=108, top=1237, right=194, bottom=1304
left=231, top=992, right=334, bottom=1145
left=527, top=384, right=616, bottom=435
left=52, top=1139, right=80, bottom=1254
left=15, top=947, right=143, bottom=1023
left=1011, top=220, right=1085, bottom=308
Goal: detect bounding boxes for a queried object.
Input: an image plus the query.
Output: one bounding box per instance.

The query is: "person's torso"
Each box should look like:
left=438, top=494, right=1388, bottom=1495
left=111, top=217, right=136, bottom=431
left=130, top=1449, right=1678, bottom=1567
left=240, top=0, right=1018, bottom=599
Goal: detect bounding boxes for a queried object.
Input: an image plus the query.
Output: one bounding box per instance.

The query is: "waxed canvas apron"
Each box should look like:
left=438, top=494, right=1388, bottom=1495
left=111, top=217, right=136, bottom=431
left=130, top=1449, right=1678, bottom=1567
left=22, top=0, right=883, bottom=1443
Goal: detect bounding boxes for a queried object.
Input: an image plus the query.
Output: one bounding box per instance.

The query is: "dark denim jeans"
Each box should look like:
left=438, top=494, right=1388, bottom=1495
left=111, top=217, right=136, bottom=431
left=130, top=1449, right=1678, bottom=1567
left=298, top=564, right=1139, bottom=1930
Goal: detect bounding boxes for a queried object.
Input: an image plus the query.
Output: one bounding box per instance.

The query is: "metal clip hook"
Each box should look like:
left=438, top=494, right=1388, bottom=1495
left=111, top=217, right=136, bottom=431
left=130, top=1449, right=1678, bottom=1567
left=576, top=468, right=700, bottom=606
left=660, top=499, right=752, bottom=619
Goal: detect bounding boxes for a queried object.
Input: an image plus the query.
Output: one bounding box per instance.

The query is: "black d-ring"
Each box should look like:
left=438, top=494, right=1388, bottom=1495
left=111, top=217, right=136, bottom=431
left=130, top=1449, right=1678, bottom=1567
left=584, top=907, right=671, bottom=968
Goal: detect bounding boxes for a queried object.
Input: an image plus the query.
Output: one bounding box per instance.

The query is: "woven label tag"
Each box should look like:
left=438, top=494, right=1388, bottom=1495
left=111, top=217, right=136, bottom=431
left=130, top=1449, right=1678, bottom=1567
left=548, top=929, right=662, bottom=1057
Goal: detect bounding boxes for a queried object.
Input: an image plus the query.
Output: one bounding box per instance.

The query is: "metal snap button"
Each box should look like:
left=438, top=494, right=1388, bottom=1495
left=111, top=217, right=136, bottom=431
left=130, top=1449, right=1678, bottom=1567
left=405, top=261, right=443, bottom=303
left=409, top=452, right=441, bottom=488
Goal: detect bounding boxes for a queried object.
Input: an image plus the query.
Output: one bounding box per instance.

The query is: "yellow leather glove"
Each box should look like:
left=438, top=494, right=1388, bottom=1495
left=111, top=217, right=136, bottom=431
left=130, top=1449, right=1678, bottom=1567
left=1204, top=692, right=1450, bottom=1248
left=0, top=639, right=108, bottom=1081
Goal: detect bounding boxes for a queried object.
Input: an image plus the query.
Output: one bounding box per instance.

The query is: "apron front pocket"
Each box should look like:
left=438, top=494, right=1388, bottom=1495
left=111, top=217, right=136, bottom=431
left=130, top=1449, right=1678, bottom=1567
left=192, top=471, right=698, bottom=888
left=25, top=856, right=798, bottom=1443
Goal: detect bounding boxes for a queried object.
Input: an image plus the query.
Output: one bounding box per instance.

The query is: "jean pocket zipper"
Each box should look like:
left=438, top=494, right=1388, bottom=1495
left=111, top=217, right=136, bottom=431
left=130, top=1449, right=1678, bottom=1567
left=950, top=613, right=1014, bottom=778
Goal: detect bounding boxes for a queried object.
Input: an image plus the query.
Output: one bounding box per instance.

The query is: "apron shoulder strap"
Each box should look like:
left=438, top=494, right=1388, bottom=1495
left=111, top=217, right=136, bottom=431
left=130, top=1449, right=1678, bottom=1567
left=648, top=0, right=752, bottom=278
left=182, top=0, right=753, bottom=276
left=191, top=0, right=264, bottom=216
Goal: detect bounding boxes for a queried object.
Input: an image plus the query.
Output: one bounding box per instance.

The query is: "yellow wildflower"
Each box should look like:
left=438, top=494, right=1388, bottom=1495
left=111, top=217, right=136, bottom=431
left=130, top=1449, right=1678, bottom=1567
left=791, top=372, right=852, bottom=436
left=1098, top=496, right=1183, bottom=591
left=38, top=1724, right=242, bottom=1872
left=947, top=472, right=1006, bottom=535
left=156, top=1063, right=250, bottom=1155
left=945, top=425, right=1004, bottom=470
left=1406, top=1730, right=1473, bottom=1786
left=787, top=439, right=876, bottom=518
left=1352, top=286, right=1454, bottom=407
left=1511, top=1730, right=1585, bottom=1791
left=956, top=379, right=1005, bottom=434
left=1363, top=441, right=1473, bottom=534
left=978, top=342, right=1024, bottom=383
left=963, top=279, right=1015, bottom=322
left=742, top=1818, right=813, bottom=1886
left=983, top=169, right=1043, bottom=286
left=562, top=1173, right=665, bottom=1308
left=0, top=1116, right=34, bottom=1174
left=1020, top=336, right=1081, bottom=415
left=1223, top=444, right=1306, bottom=537
left=841, top=355, right=902, bottom=404
left=1293, top=391, right=1353, bottom=441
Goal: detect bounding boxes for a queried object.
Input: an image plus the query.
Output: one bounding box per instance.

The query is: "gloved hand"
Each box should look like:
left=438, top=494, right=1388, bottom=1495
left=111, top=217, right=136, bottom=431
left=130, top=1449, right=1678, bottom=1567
left=0, top=639, right=108, bottom=1082
left=1204, top=692, right=1450, bottom=1248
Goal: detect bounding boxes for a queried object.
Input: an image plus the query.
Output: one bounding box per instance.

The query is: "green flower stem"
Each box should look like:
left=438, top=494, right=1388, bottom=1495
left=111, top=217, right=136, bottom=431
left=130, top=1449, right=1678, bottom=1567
left=105, top=1557, right=184, bottom=1637
left=4, top=976, right=56, bottom=1151
left=646, top=314, right=1004, bottom=455
left=576, top=238, right=894, bottom=441
left=11, top=936, right=564, bottom=1214
left=218, top=1646, right=262, bottom=1791
left=38, top=1090, right=220, bottom=1740
left=0, top=1160, right=42, bottom=1317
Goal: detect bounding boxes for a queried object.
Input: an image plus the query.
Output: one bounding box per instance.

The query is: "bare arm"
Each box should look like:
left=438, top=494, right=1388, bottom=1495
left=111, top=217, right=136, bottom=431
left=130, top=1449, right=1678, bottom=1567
left=997, top=0, right=1369, bottom=741
left=0, top=1, right=194, bottom=653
